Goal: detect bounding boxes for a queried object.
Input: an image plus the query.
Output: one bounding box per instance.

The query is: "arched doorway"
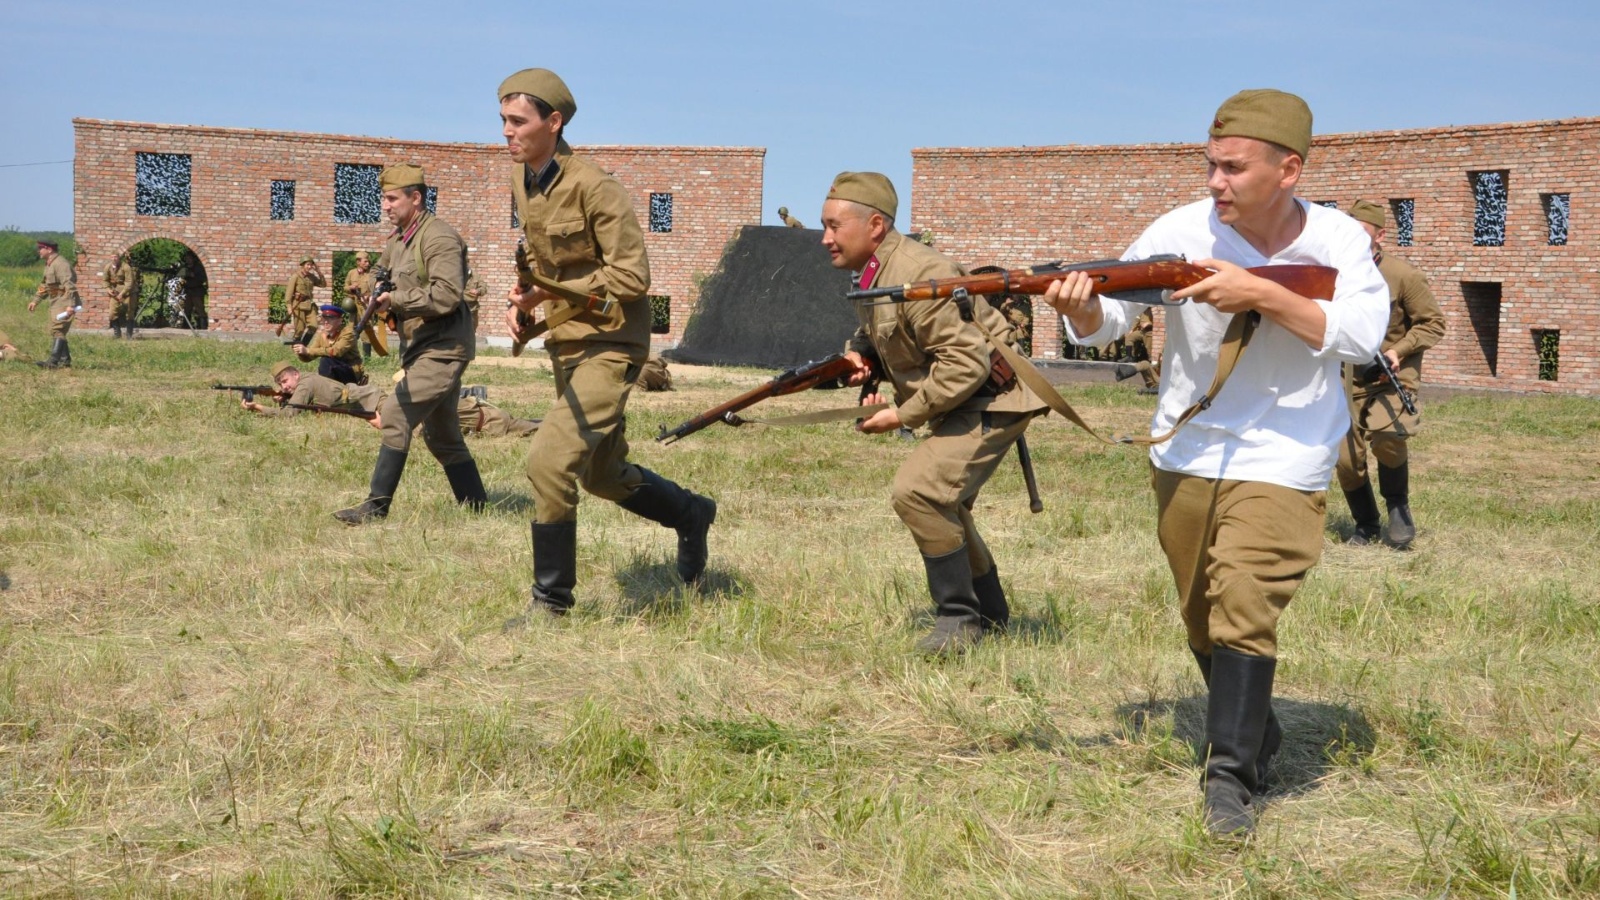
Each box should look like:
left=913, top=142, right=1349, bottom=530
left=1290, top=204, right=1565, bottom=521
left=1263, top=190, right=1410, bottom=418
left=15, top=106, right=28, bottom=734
left=125, top=237, right=209, bottom=330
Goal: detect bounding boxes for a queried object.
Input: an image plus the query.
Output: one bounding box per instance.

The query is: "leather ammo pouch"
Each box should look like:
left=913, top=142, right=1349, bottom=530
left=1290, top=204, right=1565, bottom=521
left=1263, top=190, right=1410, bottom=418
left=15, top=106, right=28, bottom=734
left=974, top=349, right=1017, bottom=398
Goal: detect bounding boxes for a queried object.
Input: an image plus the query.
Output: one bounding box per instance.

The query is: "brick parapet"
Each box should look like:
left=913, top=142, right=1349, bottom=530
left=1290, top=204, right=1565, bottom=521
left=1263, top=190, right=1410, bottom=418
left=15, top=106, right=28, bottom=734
left=913, top=117, right=1600, bottom=394
left=71, top=118, right=763, bottom=345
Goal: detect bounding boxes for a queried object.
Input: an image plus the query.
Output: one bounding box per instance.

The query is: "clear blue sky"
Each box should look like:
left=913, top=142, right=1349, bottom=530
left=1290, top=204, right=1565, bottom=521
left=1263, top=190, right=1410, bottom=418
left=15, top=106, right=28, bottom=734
left=3, top=0, right=1597, bottom=232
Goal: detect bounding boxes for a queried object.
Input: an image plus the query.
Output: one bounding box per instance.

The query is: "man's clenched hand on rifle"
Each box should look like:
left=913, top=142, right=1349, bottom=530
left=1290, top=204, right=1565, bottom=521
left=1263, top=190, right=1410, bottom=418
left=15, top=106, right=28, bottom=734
left=504, top=280, right=552, bottom=344
left=840, top=350, right=897, bottom=434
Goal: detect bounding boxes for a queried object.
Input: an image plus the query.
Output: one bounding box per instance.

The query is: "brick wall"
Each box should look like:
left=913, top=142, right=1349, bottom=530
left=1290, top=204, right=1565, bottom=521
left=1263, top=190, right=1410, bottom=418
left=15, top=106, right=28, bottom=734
left=71, top=119, right=764, bottom=346
left=914, top=117, right=1600, bottom=394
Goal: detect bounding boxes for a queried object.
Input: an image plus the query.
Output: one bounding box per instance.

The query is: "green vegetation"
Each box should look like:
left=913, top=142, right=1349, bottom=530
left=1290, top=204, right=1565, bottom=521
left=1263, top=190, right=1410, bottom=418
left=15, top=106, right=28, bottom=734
left=1, top=269, right=1598, bottom=896
left=0, top=228, right=75, bottom=267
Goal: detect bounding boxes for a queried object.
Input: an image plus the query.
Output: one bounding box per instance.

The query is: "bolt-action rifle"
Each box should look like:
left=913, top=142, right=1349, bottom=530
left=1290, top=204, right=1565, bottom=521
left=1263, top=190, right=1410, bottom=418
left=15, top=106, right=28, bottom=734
left=846, top=254, right=1337, bottom=307
left=656, top=354, right=877, bottom=445
left=1363, top=352, right=1418, bottom=416
left=212, top=383, right=285, bottom=404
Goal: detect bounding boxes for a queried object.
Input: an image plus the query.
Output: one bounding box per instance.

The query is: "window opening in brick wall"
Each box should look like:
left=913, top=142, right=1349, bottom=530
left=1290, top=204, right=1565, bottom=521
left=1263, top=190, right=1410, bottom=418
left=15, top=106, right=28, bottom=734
left=1542, top=193, right=1569, bottom=246
left=1533, top=329, right=1560, bottom=381
left=270, top=180, right=296, bottom=221
left=511, top=194, right=520, bottom=229
left=1314, top=200, right=1338, bottom=209
left=649, top=192, right=673, bottom=233
left=332, top=249, right=379, bottom=308
left=1461, top=281, right=1502, bottom=377
left=425, top=186, right=438, bottom=214
left=268, top=284, right=288, bottom=326
left=135, top=152, right=191, bottom=217
left=334, top=163, right=382, bottom=224
left=1471, top=171, right=1508, bottom=246
left=1390, top=199, right=1415, bottom=246
left=649, top=295, right=671, bottom=334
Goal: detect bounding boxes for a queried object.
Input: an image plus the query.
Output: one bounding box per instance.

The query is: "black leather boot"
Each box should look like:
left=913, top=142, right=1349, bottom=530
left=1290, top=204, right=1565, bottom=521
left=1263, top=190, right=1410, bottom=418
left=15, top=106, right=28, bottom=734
left=333, top=446, right=407, bottom=525
left=58, top=341, right=71, bottom=368
left=516, top=521, right=579, bottom=625
left=972, top=566, right=1010, bottom=632
left=442, top=459, right=488, bottom=512
left=915, top=546, right=984, bottom=656
left=1201, top=645, right=1277, bottom=835
left=1378, top=462, right=1415, bottom=547
left=1342, top=482, right=1383, bottom=546
left=36, top=338, right=65, bottom=369
left=1192, top=645, right=1280, bottom=789
left=616, top=468, right=716, bottom=584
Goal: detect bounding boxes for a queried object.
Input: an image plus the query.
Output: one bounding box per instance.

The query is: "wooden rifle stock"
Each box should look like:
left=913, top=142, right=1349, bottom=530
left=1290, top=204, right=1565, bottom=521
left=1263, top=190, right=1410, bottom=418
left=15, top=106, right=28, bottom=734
left=284, top=402, right=377, bottom=420
left=657, top=354, right=865, bottom=444
left=848, top=255, right=1338, bottom=304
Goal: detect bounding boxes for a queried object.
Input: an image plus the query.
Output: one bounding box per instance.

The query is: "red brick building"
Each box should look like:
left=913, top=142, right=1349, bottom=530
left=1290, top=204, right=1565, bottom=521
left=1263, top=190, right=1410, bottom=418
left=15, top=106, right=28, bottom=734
left=914, top=117, right=1600, bottom=394
left=71, top=118, right=764, bottom=345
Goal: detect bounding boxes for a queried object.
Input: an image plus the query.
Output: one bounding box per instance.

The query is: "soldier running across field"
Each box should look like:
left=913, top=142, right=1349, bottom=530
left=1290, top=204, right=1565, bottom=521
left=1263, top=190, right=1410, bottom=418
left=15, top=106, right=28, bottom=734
left=500, top=67, right=716, bottom=620
left=1335, top=199, right=1446, bottom=548
left=28, top=239, right=80, bottom=369
left=332, top=164, right=488, bottom=524
left=823, top=172, right=1045, bottom=656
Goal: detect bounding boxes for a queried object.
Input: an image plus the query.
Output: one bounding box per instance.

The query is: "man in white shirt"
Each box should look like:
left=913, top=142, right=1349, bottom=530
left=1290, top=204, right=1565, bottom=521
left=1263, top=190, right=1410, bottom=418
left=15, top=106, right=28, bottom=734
left=1046, top=89, right=1389, bottom=835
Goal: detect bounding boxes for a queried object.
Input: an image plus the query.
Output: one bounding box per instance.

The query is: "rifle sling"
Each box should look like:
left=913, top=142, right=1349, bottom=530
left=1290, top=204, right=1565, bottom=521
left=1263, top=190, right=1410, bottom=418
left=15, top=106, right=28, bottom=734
left=966, top=306, right=1258, bottom=446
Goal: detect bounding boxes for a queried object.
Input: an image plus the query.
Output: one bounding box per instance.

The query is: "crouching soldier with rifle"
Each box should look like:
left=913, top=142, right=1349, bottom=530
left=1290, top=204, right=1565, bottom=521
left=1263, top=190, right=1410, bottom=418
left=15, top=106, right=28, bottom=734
left=333, top=163, right=488, bottom=524
left=821, top=172, right=1045, bottom=656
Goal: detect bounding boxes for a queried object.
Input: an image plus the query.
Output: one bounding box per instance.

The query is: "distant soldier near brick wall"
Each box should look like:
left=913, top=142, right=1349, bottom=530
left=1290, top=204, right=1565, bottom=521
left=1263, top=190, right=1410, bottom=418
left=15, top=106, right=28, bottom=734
left=778, top=205, right=805, bottom=228
left=29, top=239, right=79, bottom=369
left=105, top=251, right=140, bottom=338
left=1335, top=199, right=1446, bottom=549
left=282, top=256, right=326, bottom=340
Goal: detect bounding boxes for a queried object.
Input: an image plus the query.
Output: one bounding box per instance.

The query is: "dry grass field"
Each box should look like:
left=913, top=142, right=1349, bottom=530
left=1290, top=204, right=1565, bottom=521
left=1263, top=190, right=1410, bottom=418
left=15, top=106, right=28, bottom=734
left=2, top=269, right=1598, bottom=897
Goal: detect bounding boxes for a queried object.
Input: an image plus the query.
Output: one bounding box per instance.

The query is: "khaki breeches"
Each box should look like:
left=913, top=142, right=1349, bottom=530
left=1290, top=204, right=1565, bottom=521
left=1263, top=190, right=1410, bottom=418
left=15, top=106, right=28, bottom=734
left=1335, top=386, right=1419, bottom=489
left=890, top=409, right=1033, bottom=575
left=524, top=344, right=645, bottom=523
left=1153, top=467, right=1325, bottom=658
left=379, top=353, right=472, bottom=466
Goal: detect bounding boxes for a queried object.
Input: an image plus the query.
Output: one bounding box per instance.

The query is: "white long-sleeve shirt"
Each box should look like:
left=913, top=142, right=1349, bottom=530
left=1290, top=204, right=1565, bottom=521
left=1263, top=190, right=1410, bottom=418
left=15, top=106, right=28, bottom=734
left=1068, top=199, right=1390, bottom=490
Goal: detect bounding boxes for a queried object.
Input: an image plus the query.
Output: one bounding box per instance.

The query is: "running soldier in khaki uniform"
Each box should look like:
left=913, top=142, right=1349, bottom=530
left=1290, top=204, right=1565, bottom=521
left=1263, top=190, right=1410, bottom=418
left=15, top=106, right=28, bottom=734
left=245, top=363, right=539, bottom=436
left=463, top=266, right=489, bottom=332
left=333, top=164, right=488, bottom=524
left=778, top=205, right=805, bottom=228
left=105, top=251, right=140, bottom=338
left=1113, top=308, right=1162, bottom=393
left=500, top=67, right=716, bottom=619
left=29, top=240, right=79, bottom=369
left=293, top=304, right=365, bottom=384
left=283, top=256, right=326, bottom=341
left=823, top=173, right=1045, bottom=655
left=1337, top=199, right=1446, bottom=548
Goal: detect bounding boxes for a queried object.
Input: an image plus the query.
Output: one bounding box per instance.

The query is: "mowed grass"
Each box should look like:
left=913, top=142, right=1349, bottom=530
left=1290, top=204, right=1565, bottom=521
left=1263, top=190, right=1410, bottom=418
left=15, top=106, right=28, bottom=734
left=2, top=275, right=1599, bottom=898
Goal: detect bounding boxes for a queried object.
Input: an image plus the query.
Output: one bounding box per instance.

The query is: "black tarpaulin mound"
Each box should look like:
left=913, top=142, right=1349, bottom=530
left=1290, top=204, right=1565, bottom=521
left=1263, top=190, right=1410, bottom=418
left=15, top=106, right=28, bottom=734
left=667, top=225, right=857, bottom=369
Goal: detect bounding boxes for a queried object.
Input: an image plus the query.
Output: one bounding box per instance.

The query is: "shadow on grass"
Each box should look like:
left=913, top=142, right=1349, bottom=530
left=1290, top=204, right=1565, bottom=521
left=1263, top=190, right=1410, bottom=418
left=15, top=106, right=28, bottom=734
left=486, top=490, right=534, bottom=517
left=613, top=559, right=746, bottom=618
left=1107, top=694, right=1378, bottom=799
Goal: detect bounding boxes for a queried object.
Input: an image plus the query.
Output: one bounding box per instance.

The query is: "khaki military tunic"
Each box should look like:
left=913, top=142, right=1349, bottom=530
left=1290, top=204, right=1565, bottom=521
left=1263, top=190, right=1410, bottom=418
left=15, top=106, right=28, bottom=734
left=105, top=259, right=139, bottom=323
left=1336, top=250, right=1446, bottom=487
left=374, top=211, right=475, bottom=466
left=298, top=325, right=365, bottom=383
left=0, top=328, right=26, bottom=362
left=781, top=212, right=805, bottom=228
left=847, top=230, right=1044, bottom=571
left=286, top=266, right=326, bottom=337
left=258, top=372, right=383, bottom=417
left=512, top=141, right=656, bottom=522
left=344, top=265, right=376, bottom=306
left=457, top=395, right=541, bottom=438
left=38, top=254, right=78, bottom=338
